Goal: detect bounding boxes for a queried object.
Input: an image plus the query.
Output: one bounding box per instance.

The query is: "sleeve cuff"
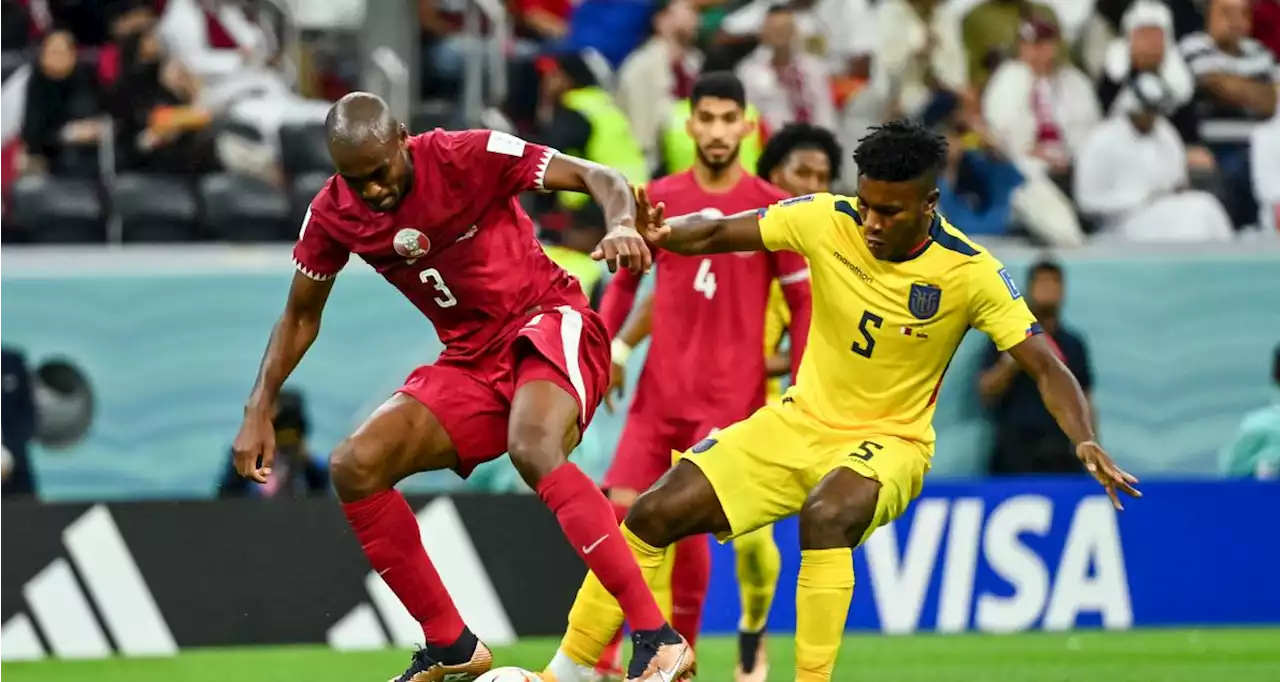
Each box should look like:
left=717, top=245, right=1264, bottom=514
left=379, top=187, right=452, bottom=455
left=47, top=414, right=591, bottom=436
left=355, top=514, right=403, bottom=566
left=294, top=258, right=339, bottom=282
left=534, top=147, right=558, bottom=193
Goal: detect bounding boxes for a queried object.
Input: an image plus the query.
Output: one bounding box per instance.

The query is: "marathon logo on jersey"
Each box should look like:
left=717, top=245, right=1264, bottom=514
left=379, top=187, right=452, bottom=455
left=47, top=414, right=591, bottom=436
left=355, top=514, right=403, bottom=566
left=999, top=268, right=1022, bottom=300
left=690, top=438, right=717, bottom=454
left=393, top=228, right=431, bottom=262
left=780, top=194, right=816, bottom=206
left=908, top=283, right=943, bottom=320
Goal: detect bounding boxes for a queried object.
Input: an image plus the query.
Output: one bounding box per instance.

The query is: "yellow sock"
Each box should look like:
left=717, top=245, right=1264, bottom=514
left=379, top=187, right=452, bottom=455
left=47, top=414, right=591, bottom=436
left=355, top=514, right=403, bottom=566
left=651, top=542, right=677, bottom=621
left=560, top=523, right=668, bottom=667
left=794, top=548, right=854, bottom=682
left=733, top=526, right=781, bottom=633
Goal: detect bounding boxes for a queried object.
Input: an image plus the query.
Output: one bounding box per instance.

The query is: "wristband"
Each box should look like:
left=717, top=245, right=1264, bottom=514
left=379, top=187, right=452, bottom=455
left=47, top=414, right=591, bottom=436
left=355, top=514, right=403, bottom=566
left=611, top=338, right=633, bottom=367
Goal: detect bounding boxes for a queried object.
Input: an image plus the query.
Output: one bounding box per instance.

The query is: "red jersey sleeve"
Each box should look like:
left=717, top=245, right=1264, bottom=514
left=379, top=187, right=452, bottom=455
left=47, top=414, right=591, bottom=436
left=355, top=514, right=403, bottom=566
left=770, top=249, right=812, bottom=380
left=440, top=129, right=558, bottom=196
left=292, top=201, right=349, bottom=281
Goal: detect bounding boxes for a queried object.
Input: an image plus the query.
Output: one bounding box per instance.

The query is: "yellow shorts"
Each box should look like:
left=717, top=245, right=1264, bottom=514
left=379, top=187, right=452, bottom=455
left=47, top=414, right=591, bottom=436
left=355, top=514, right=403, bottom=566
left=682, top=399, right=931, bottom=545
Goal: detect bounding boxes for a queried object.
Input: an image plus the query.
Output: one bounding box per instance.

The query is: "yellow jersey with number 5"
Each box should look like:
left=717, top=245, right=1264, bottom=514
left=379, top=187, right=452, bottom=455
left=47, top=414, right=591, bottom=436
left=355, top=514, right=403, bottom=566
left=757, top=192, right=1039, bottom=447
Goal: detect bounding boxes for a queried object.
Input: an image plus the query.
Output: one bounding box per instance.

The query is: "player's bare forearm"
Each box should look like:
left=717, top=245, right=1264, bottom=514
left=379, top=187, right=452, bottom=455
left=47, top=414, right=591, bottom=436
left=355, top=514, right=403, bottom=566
left=542, top=154, right=636, bottom=229
left=659, top=209, right=766, bottom=255
left=619, top=292, right=653, bottom=347
left=246, top=272, right=334, bottom=414
left=1009, top=335, right=1094, bottom=445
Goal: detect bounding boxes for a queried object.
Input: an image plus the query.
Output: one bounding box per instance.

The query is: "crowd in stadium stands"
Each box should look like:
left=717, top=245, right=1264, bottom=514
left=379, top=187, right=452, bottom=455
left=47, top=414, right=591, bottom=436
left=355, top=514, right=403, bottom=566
left=2, top=0, right=1279, bottom=245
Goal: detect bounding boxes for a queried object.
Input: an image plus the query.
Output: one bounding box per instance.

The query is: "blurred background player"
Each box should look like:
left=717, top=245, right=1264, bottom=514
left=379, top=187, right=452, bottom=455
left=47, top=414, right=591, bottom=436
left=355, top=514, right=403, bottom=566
left=232, top=93, right=691, bottom=682
left=550, top=120, right=1139, bottom=682
left=576, top=72, right=813, bottom=682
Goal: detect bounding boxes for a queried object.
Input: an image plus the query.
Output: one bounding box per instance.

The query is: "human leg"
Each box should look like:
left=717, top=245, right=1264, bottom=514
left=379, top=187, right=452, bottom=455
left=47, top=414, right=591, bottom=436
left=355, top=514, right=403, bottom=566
left=792, top=436, right=930, bottom=682
left=329, top=383, right=496, bottom=681
left=732, top=525, right=780, bottom=682
left=596, top=419, right=688, bottom=678
left=548, top=460, right=729, bottom=682
left=505, top=306, right=695, bottom=681
left=549, top=403, right=812, bottom=682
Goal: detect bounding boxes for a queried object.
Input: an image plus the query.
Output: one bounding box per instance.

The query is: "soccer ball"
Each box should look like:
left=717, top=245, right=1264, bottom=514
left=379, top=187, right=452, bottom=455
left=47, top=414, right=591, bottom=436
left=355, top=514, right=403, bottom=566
left=475, top=667, right=542, bottom=682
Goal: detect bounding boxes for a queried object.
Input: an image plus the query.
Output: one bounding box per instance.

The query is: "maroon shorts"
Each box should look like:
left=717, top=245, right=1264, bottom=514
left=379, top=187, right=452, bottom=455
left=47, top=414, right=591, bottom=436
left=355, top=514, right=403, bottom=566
left=603, top=412, right=733, bottom=493
left=398, top=305, right=611, bottom=478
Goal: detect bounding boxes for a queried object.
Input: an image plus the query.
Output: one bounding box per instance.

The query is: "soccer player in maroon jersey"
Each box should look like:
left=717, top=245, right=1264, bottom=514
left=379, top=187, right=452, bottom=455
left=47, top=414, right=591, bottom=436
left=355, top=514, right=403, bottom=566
left=230, top=93, right=692, bottom=682
left=555, top=72, right=814, bottom=682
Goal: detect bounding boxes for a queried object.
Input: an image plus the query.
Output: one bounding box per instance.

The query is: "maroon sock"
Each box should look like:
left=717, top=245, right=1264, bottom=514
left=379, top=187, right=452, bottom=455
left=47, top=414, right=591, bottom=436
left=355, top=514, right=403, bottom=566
left=537, top=462, right=666, bottom=631
left=342, top=489, right=466, bottom=647
left=671, top=534, right=711, bottom=646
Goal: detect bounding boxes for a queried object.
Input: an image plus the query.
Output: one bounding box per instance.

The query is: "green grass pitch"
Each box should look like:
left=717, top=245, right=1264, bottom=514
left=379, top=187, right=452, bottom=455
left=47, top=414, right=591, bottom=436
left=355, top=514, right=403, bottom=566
left=4, top=629, right=1279, bottom=682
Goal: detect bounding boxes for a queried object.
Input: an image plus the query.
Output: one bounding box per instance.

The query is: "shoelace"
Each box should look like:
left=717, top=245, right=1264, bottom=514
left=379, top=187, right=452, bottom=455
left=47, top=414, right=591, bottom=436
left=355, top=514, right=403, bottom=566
left=626, top=632, right=662, bottom=679
left=396, top=648, right=434, bottom=682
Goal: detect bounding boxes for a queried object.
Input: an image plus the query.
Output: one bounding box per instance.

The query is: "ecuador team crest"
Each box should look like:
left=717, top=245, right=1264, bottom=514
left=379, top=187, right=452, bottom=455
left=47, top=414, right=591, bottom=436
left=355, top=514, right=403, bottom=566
left=908, top=283, right=943, bottom=320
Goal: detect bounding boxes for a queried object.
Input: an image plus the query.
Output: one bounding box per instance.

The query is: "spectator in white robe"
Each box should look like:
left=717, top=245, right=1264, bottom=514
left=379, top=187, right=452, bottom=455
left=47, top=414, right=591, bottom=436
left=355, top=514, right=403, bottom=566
left=1075, top=72, right=1234, bottom=242
left=156, top=0, right=330, bottom=158
left=981, top=17, right=1092, bottom=247
left=1250, top=117, right=1280, bottom=235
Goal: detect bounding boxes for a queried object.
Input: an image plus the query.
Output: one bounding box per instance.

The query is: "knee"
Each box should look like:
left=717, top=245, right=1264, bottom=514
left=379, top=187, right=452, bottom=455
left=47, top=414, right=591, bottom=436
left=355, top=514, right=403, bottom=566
left=329, top=437, right=391, bottom=502
left=625, top=490, right=681, bottom=547
left=508, top=422, right=567, bottom=485
left=799, top=493, right=871, bottom=550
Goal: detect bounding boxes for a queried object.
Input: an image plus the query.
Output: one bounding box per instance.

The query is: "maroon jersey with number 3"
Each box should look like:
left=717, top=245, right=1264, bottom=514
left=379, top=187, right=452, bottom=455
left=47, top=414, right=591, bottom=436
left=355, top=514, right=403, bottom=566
left=292, top=129, right=588, bottom=360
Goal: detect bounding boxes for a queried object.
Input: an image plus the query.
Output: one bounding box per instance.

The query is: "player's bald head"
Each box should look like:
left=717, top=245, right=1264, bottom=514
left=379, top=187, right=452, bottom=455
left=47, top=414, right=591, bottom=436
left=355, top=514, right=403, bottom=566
left=326, top=92, right=402, bottom=148
left=326, top=92, right=414, bottom=212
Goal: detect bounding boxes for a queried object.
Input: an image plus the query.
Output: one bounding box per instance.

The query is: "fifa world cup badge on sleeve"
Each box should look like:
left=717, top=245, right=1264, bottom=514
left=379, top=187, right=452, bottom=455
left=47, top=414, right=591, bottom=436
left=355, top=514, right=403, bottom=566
left=908, top=283, right=942, bottom=320
left=999, top=268, right=1022, bottom=299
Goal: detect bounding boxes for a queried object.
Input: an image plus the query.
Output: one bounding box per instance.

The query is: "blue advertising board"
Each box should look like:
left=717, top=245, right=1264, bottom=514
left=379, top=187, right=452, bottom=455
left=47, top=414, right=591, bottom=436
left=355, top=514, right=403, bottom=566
left=699, top=479, right=1280, bottom=633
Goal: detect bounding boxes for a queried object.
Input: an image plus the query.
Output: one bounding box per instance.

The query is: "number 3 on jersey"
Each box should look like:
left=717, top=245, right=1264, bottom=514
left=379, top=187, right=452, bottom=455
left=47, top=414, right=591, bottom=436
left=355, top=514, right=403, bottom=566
left=851, top=310, right=883, bottom=358
left=420, top=268, right=458, bottom=307
left=694, top=258, right=717, bottom=299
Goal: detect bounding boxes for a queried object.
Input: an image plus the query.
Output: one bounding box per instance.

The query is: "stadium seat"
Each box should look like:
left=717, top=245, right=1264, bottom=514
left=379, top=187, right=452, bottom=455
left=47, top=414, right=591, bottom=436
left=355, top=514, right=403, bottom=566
left=289, top=171, right=330, bottom=231
left=279, top=123, right=331, bottom=176
left=111, top=173, right=200, bottom=242
left=200, top=173, right=291, bottom=242
left=11, top=174, right=105, bottom=243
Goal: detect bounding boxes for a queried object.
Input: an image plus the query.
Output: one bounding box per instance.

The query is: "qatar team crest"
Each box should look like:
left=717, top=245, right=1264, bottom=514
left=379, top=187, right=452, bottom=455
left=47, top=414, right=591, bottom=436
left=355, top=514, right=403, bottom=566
left=393, top=228, right=430, bottom=260
left=908, top=283, right=943, bottom=320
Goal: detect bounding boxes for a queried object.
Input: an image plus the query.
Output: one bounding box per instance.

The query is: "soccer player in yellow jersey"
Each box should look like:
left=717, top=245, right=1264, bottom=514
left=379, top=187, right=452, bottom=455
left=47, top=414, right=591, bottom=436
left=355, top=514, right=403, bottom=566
left=597, top=124, right=841, bottom=682
left=549, top=120, right=1140, bottom=682
left=735, top=122, right=840, bottom=682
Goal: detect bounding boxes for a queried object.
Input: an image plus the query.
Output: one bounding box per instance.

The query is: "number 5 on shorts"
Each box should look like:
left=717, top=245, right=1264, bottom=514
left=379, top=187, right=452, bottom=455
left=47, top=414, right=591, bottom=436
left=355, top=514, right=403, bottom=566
left=851, top=440, right=883, bottom=461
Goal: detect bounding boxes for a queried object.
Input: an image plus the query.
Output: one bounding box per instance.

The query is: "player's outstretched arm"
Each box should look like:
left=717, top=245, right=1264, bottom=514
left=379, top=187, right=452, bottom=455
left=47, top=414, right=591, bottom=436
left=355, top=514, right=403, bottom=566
left=233, top=272, right=336, bottom=484
left=1008, top=335, right=1141, bottom=509
left=619, top=186, right=766, bottom=256
left=541, top=153, right=651, bottom=273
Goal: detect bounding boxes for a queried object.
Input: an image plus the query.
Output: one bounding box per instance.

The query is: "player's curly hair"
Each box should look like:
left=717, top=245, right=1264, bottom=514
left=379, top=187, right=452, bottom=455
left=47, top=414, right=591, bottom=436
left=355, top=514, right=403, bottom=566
left=755, top=123, right=844, bottom=183
left=852, top=119, right=948, bottom=185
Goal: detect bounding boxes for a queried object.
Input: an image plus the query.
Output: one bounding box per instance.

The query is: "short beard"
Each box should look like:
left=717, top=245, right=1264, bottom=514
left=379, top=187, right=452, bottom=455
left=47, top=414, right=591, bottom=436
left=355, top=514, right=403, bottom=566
left=696, top=144, right=741, bottom=174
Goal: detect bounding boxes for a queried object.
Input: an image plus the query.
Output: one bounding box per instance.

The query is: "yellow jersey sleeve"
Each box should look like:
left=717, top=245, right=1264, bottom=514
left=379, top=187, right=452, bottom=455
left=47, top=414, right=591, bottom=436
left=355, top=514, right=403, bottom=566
left=757, top=192, right=837, bottom=255
left=967, top=256, right=1040, bottom=351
